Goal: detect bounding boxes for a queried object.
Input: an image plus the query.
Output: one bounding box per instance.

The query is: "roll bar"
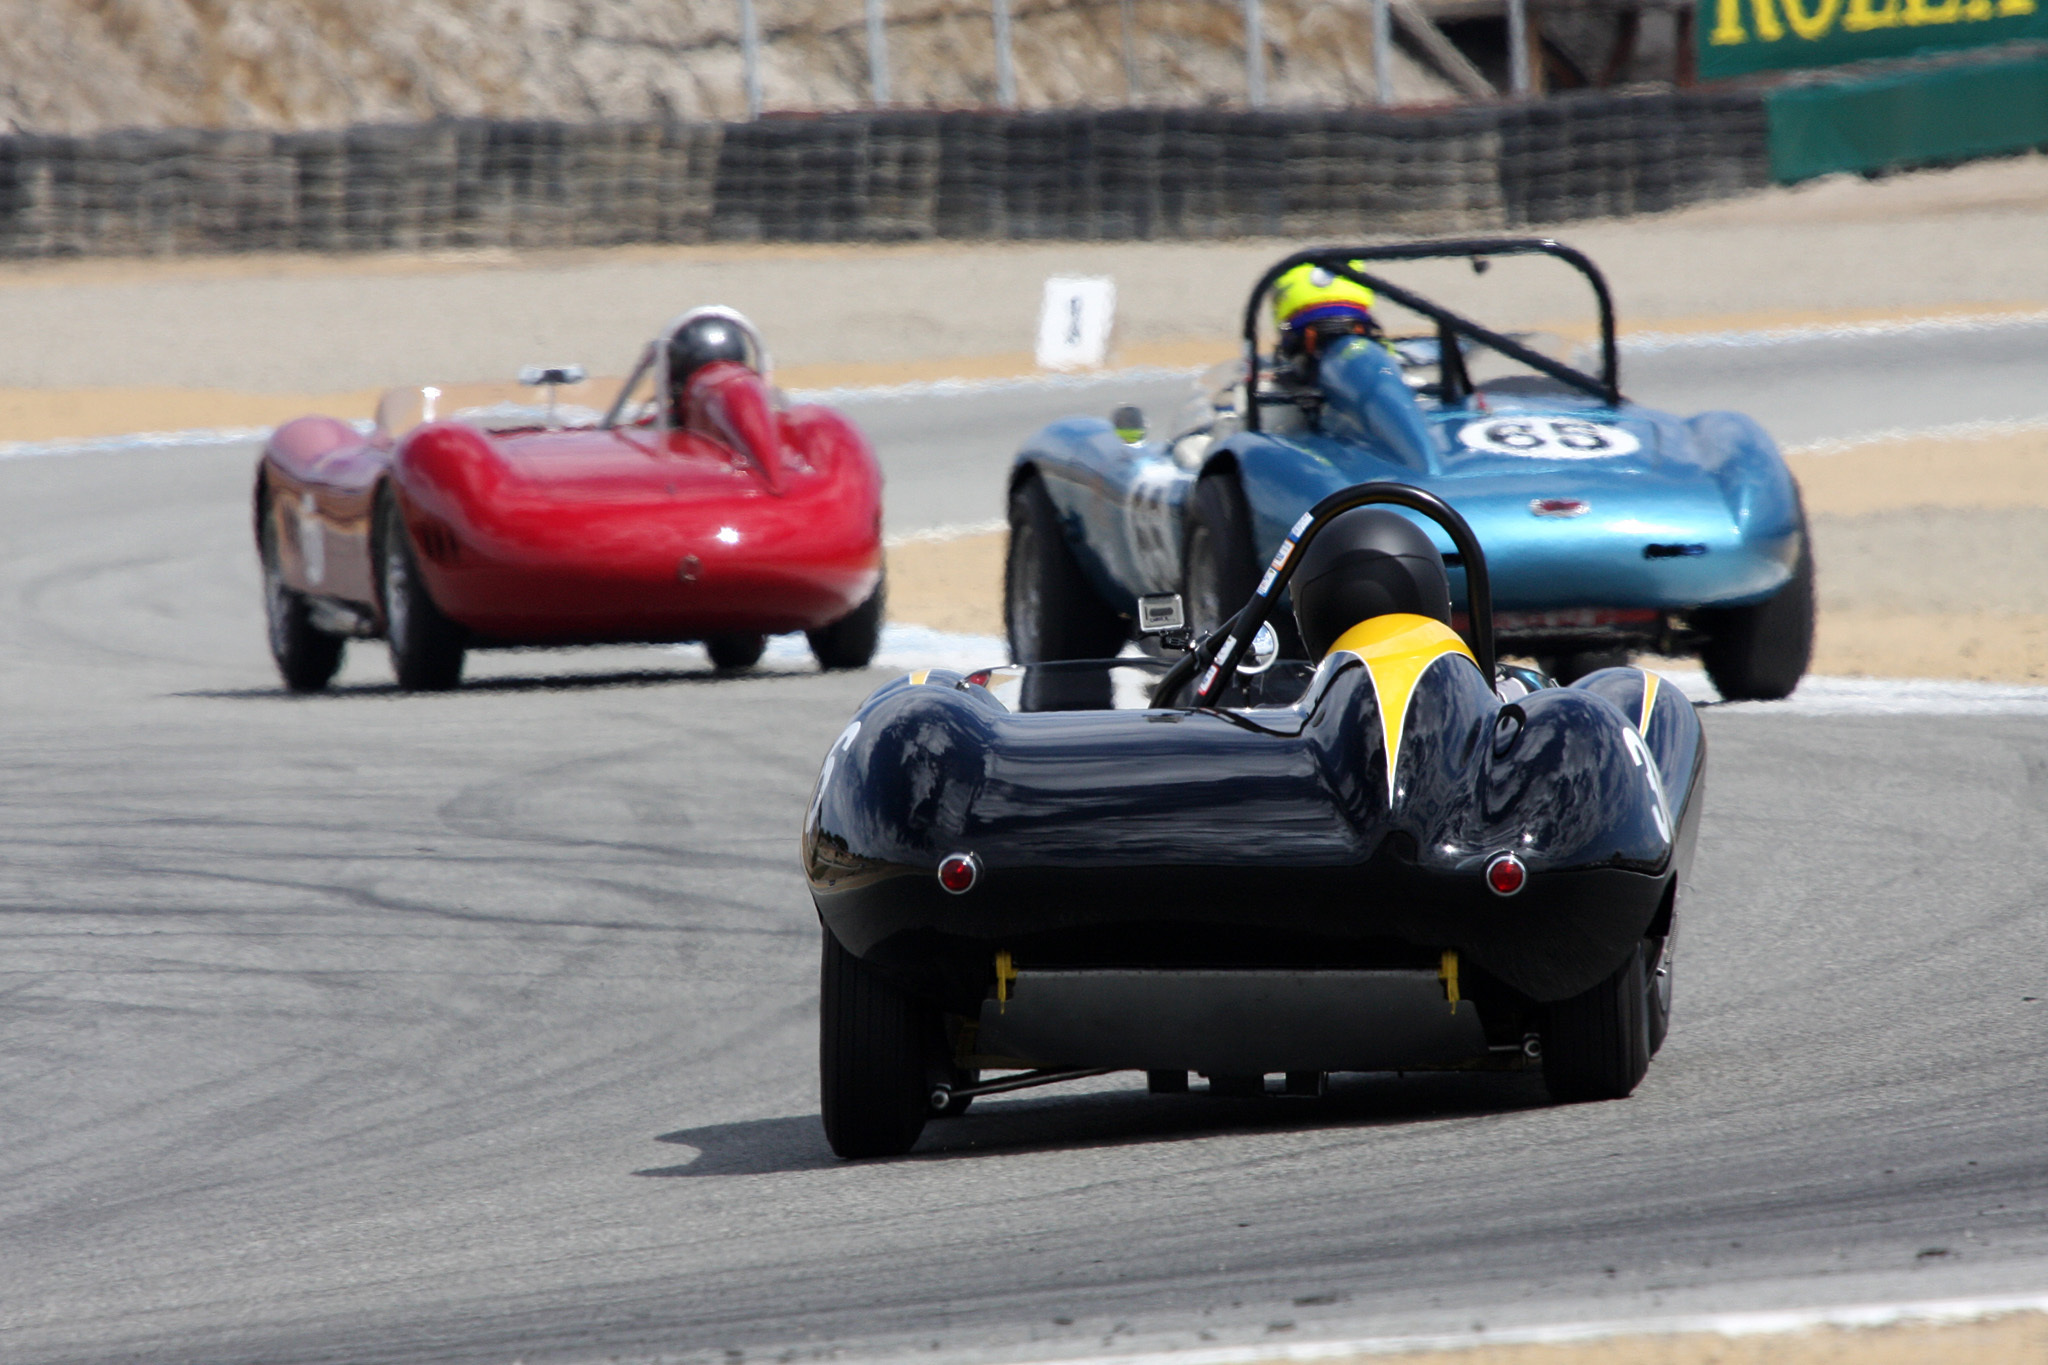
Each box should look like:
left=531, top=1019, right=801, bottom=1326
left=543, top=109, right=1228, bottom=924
left=1153, top=482, right=1495, bottom=708
left=1242, top=238, right=1622, bottom=422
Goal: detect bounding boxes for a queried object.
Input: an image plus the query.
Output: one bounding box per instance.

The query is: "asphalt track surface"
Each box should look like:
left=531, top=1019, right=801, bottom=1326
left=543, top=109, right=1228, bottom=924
left=3, top=325, right=2047, bottom=1365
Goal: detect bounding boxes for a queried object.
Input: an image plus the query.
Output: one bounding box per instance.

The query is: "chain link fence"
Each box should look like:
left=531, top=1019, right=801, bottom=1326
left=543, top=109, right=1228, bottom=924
left=0, top=91, right=1766, bottom=258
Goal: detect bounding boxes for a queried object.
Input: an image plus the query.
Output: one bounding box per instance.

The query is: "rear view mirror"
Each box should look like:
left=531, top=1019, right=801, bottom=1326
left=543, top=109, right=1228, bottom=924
left=517, top=364, right=588, bottom=429
left=519, top=365, right=588, bottom=387
left=1238, top=621, right=1281, bottom=675
left=1111, top=404, right=1147, bottom=444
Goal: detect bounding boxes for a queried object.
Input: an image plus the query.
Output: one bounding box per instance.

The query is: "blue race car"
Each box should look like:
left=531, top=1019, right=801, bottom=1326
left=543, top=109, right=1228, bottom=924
left=1003, top=238, right=1813, bottom=699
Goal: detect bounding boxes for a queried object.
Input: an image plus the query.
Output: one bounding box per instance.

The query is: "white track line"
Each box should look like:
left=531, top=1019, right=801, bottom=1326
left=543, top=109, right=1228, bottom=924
left=886, top=519, right=1007, bottom=547
left=1623, top=308, right=2048, bottom=354
left=1786, top=414, right=2048, bottom=456
left=1008, top=1291, right=2048, bottom=1365
left=788, top=365, right=1207, bottom=407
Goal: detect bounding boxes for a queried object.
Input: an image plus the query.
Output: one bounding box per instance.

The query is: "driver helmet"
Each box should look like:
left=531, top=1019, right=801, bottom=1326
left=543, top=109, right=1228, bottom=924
left=664, top=308, right=763, bottom=411
left=1291, top=507, right=1452, bottom=658
left=1273, top=262, right=1377, bottom=359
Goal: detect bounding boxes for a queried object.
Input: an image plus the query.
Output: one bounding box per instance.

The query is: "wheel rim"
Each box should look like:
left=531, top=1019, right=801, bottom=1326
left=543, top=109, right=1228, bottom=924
left=1647, top=934, right=1674, bottom=1017
left=384, top=526, right=411, bottom=652
left=259, top=511, right=294, bottom=659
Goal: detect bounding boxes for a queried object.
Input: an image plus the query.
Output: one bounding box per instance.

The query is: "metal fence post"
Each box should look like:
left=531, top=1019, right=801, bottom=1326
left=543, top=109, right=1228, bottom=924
left=867, top=0, right=890, bottom=105
left=1120, top=0, right=1140, bottom=102
left=1372, top=0, right=1393, bottom=105
left=1507, top=0, right=1532, bottom=96
left=993, top=0, right=1017, bottom=108
left=740, top=0, right=763, bottom=119
left=1244, top=0, right=1267, bottom=108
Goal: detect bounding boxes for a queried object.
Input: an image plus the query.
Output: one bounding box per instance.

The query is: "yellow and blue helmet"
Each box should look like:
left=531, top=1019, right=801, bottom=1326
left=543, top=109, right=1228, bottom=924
left=1272, top=261, right=1376, bottom=333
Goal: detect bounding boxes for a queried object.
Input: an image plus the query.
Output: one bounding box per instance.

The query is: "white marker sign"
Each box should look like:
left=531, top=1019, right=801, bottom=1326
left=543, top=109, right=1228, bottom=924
left=1036, top=276, right=1116, bottom=371
left=1458, top=416, right=1640, bottom=459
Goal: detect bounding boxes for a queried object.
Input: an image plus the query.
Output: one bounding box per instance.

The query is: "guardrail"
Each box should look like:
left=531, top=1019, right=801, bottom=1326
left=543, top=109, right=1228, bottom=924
left=0, top=91, right=1769, bottom=259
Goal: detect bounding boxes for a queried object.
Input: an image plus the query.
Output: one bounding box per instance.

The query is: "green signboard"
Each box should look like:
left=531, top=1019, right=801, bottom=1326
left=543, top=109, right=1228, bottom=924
left=1699, top=0, right=2048, bottom=78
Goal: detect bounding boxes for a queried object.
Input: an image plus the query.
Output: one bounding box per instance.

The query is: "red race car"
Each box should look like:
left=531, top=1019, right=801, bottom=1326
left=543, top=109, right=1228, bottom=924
left=254, top=309, right=885, bottom=691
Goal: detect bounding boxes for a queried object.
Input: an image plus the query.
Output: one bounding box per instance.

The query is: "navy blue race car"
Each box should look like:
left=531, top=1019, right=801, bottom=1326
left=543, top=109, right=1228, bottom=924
left=1003, top=238, right=1812, bottom=698
left=807, top=484, right=1704, bottom=1158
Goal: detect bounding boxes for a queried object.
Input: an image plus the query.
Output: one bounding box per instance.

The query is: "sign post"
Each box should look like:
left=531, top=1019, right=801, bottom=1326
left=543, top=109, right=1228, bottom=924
left=1036, top=277, right=1117, bottom=372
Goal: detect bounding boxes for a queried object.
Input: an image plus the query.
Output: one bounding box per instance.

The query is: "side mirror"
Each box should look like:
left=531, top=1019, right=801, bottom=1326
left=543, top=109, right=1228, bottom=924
left=1111, top=404, right=1146, bottom=445
left=1136, top=592, right=1191, bottom=651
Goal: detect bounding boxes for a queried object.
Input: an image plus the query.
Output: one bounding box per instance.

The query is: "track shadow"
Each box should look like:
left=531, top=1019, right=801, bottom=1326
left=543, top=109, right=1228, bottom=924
left=638, top=1070, right=1551, bottom=1177
left=178, top=665, right=827, bottom=700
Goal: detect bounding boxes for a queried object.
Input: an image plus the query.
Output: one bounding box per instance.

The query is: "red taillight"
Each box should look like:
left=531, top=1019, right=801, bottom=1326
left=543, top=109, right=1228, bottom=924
left=1485, top=853, right=1527, bottom=896
left=937, top=853, right=980, bottom=894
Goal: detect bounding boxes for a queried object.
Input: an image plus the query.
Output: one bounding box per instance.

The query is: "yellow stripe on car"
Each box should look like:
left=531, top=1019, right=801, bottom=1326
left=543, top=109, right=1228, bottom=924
left=1325, top=613, right=1477, bottom=805
left=908, top=669, right=930, bottom=686
left=1638, top=669, right=1660, bottom=733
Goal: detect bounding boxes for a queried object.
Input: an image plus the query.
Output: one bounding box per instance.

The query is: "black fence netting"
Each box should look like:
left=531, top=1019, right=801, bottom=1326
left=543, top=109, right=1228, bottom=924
left=0, top=92, right=1768, bottom=258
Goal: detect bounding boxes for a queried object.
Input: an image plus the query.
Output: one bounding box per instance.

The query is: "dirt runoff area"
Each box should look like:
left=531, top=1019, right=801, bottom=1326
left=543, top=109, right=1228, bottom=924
left=1352, top=1310, right=2048, bottom=1364
left=890, top=423, right=2048, bottom=685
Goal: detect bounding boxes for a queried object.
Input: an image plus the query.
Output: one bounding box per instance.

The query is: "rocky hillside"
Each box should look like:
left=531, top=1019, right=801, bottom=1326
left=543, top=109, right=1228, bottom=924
left=0, top=0, right=1466, bottom=134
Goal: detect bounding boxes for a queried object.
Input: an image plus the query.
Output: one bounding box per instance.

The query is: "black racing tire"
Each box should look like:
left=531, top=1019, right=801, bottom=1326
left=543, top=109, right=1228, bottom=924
left=1184, top=472, right=1305, bottom=658
left=807, top=575, right=885, bottom=670
left=819, top=928, right=932, bottom=1159
left=1697, top=526, right=1815, bottom=702
left=1005, top=474, right=1127, bottom=665
left=1540, top=939, right=1652, bottom=1103
left=377, top=491, right=466, bottom=692
left=705, top=632, right=768, bottom=670
left=258, top=492, right=345, bottom=693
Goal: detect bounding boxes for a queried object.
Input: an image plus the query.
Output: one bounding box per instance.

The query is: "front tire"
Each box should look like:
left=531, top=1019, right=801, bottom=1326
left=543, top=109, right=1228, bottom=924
left=377, top=491, right=466, bottom=692
left=259, top=493, right=345, bottom=693
left=1541, top=939, right=1652, bottom=1103
left=1005, top=474, right=1126, bottom=664
left=1698, top=528, right=1815, bottom=702
left=819, top=928, right=932, bottom=1159
left=807, top=575, right=885, bottom=670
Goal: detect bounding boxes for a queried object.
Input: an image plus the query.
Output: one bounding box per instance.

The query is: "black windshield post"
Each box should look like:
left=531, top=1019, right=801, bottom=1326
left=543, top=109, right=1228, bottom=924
left=1436, top=319, right=1471, bottom=406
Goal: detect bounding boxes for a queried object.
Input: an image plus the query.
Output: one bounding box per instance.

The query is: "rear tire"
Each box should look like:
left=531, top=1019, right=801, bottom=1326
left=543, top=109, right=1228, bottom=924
left=819, top=929, right=932, bottom=1159
left=377, top=491, right=466, bottom=692
left=1184, top=473, right=1304, bottom=657
left=1541, top=939, right=1651, bottom=1103
left=705, top=632, right=767, bottom=670
left=1005, top=475, right=1126, bottom=664
left=1698, top=528, right=1814, bottom=702
left=259, top=494, right=345, bottom=693
left=807, top=575, right=885, bottom=670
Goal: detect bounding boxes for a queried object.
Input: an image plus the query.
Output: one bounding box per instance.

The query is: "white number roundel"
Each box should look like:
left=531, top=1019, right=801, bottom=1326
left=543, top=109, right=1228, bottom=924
left=1457, top=417, right=1640, bottom=459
